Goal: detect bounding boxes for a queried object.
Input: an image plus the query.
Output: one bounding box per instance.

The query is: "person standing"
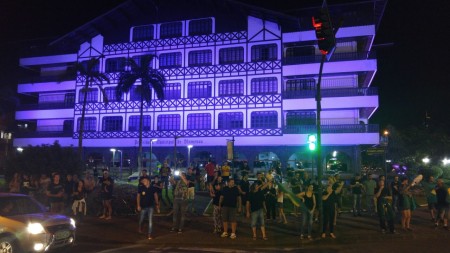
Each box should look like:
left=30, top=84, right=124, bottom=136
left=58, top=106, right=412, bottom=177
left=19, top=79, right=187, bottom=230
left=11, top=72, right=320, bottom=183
left=398, top=177, right=414, bottom=231
left=350, top=174, right=364, bottom=216
left=297, top=184, right=316, bottom=240
left=375, top=179, right=395, bottom=233
left=238, top=174, right=250, bottom=214
left=205, top=160, right=216, bottom=187
left=138, top=169, right=150, bottom=188
left=390, top=175, right=400, bottom=212
left=159, top=162, right=172, bottom=208
left=276, top=184, right=287, bottom=224
left=265, top=180, right=277, bottom=221
left=364, top=174, right=377, bottom=216
left=219, top=178, right=242, bottom=239
left=72, top=179, right=87, bottom=221
left=240, top=161, right=251, bottom=177
left=246, top=181, right=269, bottom=240
left=210, top=175, right=223, bottom=234
left=170, top=172, right=188, bottom=233
left=186, top=167, right=197, bottom=214
left=151, top=176, right=163, bottom=213
left=47, top=173, right=65, bottom=213
left=98, top=169, right=114, bottom=220
left=321, top=180, right=343, bottom=239
left=289, top=172, right=302, bottom=216
left=422, top=176, right=438, bottom=223
left=9, top=172, right=22, bottom=193
left=137, top=177, right=159, bottom=240
left=221, top=161, right=231, bottom=183
left=434, top=179, right=449, bottom=230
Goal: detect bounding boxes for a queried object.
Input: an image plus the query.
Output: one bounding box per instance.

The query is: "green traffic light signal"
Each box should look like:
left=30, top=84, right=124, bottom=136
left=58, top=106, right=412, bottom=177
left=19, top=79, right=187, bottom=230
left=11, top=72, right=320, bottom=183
left=308, top=134, right=316, bottom=151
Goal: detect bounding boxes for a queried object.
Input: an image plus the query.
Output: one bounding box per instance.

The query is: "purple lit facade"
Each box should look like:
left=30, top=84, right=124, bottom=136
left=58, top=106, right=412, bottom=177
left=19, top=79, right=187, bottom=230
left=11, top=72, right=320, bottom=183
left=14, top=0, right=384, bottom=173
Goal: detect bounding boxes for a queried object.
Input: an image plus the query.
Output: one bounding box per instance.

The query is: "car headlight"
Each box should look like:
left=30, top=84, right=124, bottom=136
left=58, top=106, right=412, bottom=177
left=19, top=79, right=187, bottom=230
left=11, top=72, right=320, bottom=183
left=27, top=223, right=45, bottom=234
left=70, top=218, right=76, bottom=228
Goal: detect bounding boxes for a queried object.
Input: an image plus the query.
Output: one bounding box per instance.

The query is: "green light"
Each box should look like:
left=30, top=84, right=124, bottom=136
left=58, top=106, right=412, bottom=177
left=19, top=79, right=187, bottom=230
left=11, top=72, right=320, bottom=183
left=308, top=134, right=316, bottom=151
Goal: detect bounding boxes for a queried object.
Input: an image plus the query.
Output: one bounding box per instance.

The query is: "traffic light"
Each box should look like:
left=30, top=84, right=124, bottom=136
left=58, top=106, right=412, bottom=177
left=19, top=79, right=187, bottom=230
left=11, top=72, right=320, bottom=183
left=312, top=7, right=336, bottom=56
left=308, top=134, right=317, bottom=151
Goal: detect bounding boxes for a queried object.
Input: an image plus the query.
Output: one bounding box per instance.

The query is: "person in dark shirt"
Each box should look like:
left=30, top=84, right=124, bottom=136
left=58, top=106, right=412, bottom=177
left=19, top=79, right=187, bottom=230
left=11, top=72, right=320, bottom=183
left=240, top=161, right=251, bottom=177
left=72, top=179, right=87, bottom=221
left=375, top=179, right=395, bottom=233
left=98, top=169, right=114, bottom=220
left=137, top=177, right=159, bottom=240
left=210, top=175, right=223, bottom=234
left=238, top=174, right=250, bottom=214
left=297, top=184, right=316, bottom=240
left=138, top=169, right=150, bottom=188
left=151, top=176, right=163, bottom=213
left=435, top=179, right=449, bottom=229
left=390, top=175, right=400, bottom=212
left=219, top=178, right=241, bottom=239
left=321, top=179, right=343, bottom=239
left=350, top=174, right=364, bottom=216
left=246, top=181, right=269, bottom=240
left=265, top=181, right=277, bottom=221
left=46, top=173, right=65, bottom=213
left=186, top=167, right=197, bottom=214
left=159, top=162, right=172, bottom=208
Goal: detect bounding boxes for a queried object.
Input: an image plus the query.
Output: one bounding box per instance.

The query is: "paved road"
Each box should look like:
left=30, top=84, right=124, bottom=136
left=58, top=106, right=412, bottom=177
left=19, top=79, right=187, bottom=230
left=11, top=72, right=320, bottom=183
left=61, top=193, right=450, bottom=253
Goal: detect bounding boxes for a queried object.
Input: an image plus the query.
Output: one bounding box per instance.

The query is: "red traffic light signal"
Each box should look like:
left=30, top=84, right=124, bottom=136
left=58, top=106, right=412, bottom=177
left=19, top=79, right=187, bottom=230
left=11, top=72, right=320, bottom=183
left=312, top=8, right=336, bottom=55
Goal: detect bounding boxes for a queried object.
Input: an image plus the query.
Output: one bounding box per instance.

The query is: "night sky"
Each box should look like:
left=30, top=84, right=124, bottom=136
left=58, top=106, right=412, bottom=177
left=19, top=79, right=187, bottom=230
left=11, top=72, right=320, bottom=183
left=1, top=0, right=449, bottom=132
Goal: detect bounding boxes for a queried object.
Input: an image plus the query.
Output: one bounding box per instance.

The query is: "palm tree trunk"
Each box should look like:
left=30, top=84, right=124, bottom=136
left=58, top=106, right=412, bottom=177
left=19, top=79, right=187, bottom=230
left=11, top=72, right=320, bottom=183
left=137, top=96, right=144, bottom=171
left=78, top=81, right=89, bottom=166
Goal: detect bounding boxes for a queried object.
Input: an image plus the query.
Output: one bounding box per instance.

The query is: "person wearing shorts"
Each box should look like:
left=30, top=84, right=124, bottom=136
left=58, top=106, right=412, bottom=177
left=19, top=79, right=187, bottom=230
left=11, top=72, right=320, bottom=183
left=246, top=181, right=269, bottom=240
left=219, top=178, right=241, bottom=239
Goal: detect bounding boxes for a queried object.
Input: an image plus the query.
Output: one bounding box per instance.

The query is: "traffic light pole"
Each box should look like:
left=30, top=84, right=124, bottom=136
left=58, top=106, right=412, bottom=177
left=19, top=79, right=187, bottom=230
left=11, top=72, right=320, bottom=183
left=316, top=54, right=326, bottom=231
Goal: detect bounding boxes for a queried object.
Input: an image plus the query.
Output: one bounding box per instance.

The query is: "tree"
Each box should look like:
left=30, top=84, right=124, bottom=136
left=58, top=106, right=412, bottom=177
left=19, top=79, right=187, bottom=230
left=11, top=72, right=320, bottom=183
left=116, top=55, right=166, bottom=170
left=63, top=57, right=109, bottom=165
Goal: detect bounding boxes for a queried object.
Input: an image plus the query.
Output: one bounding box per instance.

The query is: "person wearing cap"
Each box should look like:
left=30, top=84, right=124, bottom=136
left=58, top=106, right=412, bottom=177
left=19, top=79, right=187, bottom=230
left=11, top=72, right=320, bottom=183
left=99, top=169, right=114, bottom=220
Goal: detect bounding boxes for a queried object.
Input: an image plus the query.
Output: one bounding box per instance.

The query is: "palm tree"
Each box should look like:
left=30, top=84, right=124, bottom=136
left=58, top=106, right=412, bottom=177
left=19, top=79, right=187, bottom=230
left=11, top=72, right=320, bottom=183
left=116, top=55, right=166, bottom=170
left=72, top=57, right=109, bottom=163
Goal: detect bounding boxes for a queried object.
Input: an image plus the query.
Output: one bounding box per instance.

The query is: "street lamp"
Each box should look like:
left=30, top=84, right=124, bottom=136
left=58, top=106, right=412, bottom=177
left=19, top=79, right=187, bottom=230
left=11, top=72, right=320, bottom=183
left=110, top=148, right=116, bottom=168
left=117, top=150, right=123, bottom=179
left=150, top=139, right=158, bottom=175
left=16, top=147, right=23, bottom=153
left=443, top=158, right=450, bottom=166
left=187, top=145, right=193, bottom=168
left=422, top=157, right=430, bottom=164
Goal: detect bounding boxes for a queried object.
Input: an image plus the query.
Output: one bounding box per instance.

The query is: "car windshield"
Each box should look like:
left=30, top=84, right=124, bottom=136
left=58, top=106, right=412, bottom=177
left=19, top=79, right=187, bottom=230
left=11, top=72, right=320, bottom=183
left=0, top=196, right=46, bottom=216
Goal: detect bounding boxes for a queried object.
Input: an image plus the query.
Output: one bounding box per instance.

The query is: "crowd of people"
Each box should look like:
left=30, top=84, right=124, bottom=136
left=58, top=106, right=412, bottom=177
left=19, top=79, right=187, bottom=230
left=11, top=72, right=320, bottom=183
left=5, top=160, right=450, bottom=242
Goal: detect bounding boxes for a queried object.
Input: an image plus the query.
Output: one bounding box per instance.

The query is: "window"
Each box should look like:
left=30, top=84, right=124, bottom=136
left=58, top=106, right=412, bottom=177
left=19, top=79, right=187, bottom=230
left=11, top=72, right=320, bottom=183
left=251, top=44, right=277, bottom=62
left=105, top=57, right=126, bottom=73
left=218, top=112, right=243, bottom=129
left=63, top=120, right=74, bottom=132
left=164, top=83, right=181, bottom=100
left=286, top=111, right=316, bottom=126
left=219, top=47, right=244, bottom=64
left=130, top=86, right=141, bottom=101
left=77, top=117, right=97, bottom=132
left=159, top=52, right=182, bottom=69
left=285, top=46, right=315, bottom=57
left=64, top=93, right=75, bottom=106
left=78, top=88, right=98, bottom=103
left=105, top=87, right=122, bottom=102
left=129, top=115, right=151, bottom=131
left=102, top=116, right=123, bottom=132
left=160, top=22, right=182, bottom=39
left=286, top=78, right=316, bottom=91
left=132, top=25, right=154, bottom=42
left=251, top=77, right=278, bottom=95
left=189, top=18, right=212, bottom=36
left=79, top=60, right=100, bottom=73
left=188, top=81, right=212, bottom=99
left=131, top=54, right=153, bottom=69
left=188, top=50, right=212, bottom=66
left=251, top=111, right=278, bottom=128
left=218, top=79, right=244, bottom=97
left=187, top=113, right=211, bottom=130
left=157, top=115, right=180, bottom=130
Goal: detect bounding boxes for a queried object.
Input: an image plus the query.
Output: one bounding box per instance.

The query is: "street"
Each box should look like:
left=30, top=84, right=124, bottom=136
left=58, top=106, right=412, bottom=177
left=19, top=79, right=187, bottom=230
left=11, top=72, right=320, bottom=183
left=59, top=193, right=450, bottom=253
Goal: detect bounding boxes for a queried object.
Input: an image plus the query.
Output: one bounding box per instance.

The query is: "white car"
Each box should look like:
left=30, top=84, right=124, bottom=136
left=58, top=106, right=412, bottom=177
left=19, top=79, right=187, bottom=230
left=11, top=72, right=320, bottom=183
left=0, top=193, right=76, bottom=252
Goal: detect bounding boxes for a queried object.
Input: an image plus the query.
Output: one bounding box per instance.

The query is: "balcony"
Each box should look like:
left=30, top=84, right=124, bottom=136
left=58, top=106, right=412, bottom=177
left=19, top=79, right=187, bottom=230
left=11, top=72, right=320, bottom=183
left=283, top=124, right=379, bottom=134
left=18, top=74, right=76, bottom=84
left=14, top=130, right=73, bottom=138
left=17, top=102, right=75, bottom=111
left=283, top=51, right=375, bottom=65
left=282, top=87, right=377, bottom=99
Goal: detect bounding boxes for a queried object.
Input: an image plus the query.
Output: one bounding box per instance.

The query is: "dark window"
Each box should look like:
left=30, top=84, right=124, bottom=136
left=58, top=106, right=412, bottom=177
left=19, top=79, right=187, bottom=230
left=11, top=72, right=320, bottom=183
left=63, top=120, right=74, bottom=132
left=79, top=60, right=99, bottom=73
left=78, top=88, right=98, bottom=103
left=189, top=18, right=212, bottom=36
left=130, top=86, right=141, bottom=101
left=105, top=87, right=122, bottom=102
left=218, top=79, right=244, bottom=97
left=251, top=44, right=277, bottom=62
left=251, top=111, right=278, bottom=128
left=251, top=77, right=278, bottom=95
left=164, top=83, right=181, bottom=100
left=131, top=54, right=153, bottom=70
left=188, top=50, right=212, bottom=66
left=285, top=46, right=315, bottom=57
left=219, top=47, right=244, bottom=64
left=64, top=93, right=75, bottom=106
left=102, top=116, right=123, bottom=132
left=105, top=57, right=126, bottom=73
left=159, top=52, right=182, bottom=69
left=188, top=81, right=212, bottom=99
left=129, top=115, right=151, bottom=131
left=218, top=112, right=243, bottom=129
left=286, top=78, right=316, bottom=91
left=157, top=114, right=180, bottom=130
left=286, top=111, right=316, bottom=126
left=132, top=25, right=154, bottom=42
left=160, top=22, right=182, bottom=39
left=187, top=113, right=211, bottom=130
left=77, top=117, right=97, bottom=132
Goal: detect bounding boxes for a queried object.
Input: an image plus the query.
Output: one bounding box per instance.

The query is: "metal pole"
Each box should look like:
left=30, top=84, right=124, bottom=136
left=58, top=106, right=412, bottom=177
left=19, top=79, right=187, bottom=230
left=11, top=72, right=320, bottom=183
left=316, top=54, right=326, bottom=231
left=174, top=136, right=178, bottom=170
left=150, top=141, right=153, bottom=174
left=119, top=150, right=123, bottom=179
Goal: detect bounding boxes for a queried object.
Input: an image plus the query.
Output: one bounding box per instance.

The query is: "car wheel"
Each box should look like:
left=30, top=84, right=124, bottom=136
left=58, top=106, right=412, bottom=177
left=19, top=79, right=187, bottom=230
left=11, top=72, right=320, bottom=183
left=0, top=236, right=20, bottom=253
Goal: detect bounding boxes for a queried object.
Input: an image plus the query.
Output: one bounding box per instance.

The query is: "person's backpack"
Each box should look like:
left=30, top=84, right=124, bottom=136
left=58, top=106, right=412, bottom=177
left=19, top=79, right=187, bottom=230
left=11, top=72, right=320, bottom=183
left=174, top=180, right=188, bottom=199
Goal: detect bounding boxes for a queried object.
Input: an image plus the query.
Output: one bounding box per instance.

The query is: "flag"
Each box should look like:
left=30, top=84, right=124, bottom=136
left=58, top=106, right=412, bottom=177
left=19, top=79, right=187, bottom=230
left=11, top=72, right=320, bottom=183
left=276, top=182, right=307, bottom=211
